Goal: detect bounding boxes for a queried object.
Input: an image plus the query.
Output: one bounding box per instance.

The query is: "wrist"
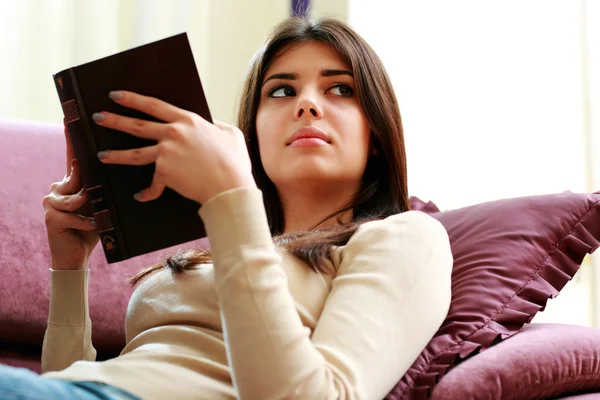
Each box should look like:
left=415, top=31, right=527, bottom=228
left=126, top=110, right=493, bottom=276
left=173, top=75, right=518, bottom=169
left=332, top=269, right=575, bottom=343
left=51, top=259, right=89, bottom=271
left=199, top=174, right=257, bottom=205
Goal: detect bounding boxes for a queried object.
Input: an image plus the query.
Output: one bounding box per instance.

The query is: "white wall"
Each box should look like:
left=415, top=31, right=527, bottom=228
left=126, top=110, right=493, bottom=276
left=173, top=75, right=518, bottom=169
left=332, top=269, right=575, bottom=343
left=310, top=0, right=348, bottom=21
left=348, top=0, right=599, bottom=327
left=348, top=0, right=589, bottom=211
left=584, top=0, right=600, bottom=194
left=582, top=0, right=600, bottom=328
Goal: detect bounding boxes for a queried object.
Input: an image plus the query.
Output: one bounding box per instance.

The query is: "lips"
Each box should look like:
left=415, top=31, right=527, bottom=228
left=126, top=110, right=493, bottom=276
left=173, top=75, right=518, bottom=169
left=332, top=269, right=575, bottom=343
left=287, top=127, right=331, bottom=146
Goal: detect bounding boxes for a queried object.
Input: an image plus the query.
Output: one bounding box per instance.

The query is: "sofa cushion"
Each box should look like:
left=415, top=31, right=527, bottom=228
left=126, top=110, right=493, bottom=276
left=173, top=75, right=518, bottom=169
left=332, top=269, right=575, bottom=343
left=430, top=323, right=600, bottom=399
left=386, top=192, right=600, bottom=399
left=560, top=394, right=600, bottom=399
left=0, top=345, right=43, bottom=373
left=0, top=118, right=208, bottom=360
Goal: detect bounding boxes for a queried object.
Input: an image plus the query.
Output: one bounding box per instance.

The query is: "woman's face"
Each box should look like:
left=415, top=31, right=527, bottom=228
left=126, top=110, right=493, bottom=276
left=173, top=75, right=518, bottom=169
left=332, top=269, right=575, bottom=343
left=255, top=40, right=371, bottom=195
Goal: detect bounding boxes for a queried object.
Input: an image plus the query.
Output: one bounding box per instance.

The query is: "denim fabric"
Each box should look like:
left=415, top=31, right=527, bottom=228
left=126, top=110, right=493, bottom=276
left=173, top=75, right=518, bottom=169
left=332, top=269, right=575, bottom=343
left=0, top=364, right=141, bottom=400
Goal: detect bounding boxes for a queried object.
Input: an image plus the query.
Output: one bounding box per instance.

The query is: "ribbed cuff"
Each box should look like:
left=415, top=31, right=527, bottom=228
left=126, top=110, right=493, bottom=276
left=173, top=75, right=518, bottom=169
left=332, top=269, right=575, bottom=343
left=198, top=187, right=274, bottom=259
left=48, top=269, right=90, bottom=326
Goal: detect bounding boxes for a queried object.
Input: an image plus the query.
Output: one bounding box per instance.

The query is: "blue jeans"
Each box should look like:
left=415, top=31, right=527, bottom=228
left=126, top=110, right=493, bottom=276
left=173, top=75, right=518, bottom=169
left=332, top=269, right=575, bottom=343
left=0, top=364, right=140, bottom=400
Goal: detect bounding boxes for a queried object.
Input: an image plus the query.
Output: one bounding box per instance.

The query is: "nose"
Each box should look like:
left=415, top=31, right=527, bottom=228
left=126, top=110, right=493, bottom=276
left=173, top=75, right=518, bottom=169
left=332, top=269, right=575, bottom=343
left=294, top=91, right=323, bottom=120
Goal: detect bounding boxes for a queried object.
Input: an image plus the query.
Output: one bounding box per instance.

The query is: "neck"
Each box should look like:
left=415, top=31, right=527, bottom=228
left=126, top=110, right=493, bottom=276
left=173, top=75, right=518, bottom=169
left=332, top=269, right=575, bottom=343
left=277, top=183, right=357, bottom=234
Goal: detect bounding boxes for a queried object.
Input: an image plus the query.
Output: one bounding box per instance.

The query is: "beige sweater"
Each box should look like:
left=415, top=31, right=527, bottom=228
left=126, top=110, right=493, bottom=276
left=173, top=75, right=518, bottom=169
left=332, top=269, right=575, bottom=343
left=41, top=187, right=453, bottom=400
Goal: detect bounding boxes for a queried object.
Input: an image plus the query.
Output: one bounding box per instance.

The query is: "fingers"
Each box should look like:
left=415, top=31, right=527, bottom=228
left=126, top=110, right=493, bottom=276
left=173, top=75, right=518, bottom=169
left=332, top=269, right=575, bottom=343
left=43, top=185, right=96, bottom=231
left=97, top=145, right=159, bottom=166
left=94, top=91, right=212, bottom=139
left=55, top=159, right=83, bottom=195
left=213, top=119, right=246, bottom=140
left=64, top=122, right=77, bottom=177
left=44, top=163, right=96, bottom=231
left=69, top=159, right=83, bottom=191
left=133, top=173, right=167, bottom=202
left=45, top=207, right=97, bottom=232
left=103, top=90, right=186, bottom=124
left=92, top=111, right=164, bottom=141
left=212, top=120, right=232, bottom=131
left=43, top=188, right=88, bottom=213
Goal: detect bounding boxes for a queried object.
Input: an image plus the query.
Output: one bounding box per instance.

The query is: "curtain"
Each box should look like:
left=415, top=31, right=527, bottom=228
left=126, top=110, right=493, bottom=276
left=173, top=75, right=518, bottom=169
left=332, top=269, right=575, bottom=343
left=0, top=0, right=289, bottom=123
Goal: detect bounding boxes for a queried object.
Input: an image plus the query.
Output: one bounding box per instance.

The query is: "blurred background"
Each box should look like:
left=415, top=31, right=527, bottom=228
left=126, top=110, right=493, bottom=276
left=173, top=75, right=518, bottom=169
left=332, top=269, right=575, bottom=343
left=0, top=0, right=598, bottom=327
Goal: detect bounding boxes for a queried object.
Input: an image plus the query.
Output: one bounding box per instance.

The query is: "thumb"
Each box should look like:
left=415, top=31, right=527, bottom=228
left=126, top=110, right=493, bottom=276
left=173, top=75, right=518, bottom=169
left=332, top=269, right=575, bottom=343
left=64, top=120, right=76, bottom=177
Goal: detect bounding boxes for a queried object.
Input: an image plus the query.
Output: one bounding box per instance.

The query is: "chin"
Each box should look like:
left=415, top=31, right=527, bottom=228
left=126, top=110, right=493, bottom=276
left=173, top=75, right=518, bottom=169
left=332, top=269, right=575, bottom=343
left=273, top=167, right=343, bottom=188
left=267, top=156, right=357, bottom=187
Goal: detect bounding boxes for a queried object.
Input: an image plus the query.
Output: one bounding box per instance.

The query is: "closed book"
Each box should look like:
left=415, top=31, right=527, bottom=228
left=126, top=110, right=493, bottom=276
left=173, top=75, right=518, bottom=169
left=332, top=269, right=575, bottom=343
left=53, top=33, right=210, bottom=264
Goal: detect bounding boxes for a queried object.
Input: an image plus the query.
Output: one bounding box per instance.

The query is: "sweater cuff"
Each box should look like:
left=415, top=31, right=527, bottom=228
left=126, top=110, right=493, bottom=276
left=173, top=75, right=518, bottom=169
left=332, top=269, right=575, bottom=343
left=198, top=187, right=274, bottom=259
left=48, top=269, right=90, bottom=326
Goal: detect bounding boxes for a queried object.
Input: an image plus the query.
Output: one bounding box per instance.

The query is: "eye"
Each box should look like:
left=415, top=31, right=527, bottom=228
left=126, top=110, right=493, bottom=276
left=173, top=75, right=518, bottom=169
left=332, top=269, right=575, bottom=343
left=267, top=85, right=296, bottom=98
left=328, top=83, right=354, bottom=97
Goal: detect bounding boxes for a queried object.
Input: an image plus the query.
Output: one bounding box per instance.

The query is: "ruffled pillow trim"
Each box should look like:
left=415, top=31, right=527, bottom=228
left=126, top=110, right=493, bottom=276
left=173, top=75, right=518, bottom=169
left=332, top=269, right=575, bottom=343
left=388, top=196, right=600, bottom=400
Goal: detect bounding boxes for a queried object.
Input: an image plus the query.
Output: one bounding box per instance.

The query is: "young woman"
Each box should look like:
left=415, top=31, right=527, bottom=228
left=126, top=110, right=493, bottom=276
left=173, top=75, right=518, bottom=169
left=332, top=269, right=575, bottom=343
left=1, top=16, right=452, bottom=400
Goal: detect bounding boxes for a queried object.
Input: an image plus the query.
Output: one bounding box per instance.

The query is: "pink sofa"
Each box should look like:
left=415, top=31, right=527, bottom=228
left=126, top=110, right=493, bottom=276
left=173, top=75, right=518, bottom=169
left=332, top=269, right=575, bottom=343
left=0, top=117, right=209, bottom=372
left=1, top=117, right=599, bottom=399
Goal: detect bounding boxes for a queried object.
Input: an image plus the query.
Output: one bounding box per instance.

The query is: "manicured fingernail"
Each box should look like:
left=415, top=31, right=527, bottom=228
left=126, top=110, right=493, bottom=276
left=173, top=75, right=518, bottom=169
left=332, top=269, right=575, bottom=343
left=92, top=112, right=106, bottom=122
left=97, top=151, right=109, bottom=160
left=109, top=91, right=123, bottom=100
left=133, top=191, right=144, bottom=201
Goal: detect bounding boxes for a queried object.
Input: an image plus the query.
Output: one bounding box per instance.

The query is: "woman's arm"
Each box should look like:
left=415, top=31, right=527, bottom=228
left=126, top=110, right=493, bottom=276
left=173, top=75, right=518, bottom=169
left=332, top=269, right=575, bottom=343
left=201, top=187, right=453, bottom=400
left=41, top=269, right=97, bottom=373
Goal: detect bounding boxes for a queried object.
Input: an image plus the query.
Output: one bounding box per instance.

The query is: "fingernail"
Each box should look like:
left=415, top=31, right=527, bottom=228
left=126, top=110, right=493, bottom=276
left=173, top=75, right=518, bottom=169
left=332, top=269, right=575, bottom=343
left=97, top=151, right=109, bottom=160
left=71, top=158, right=75, bottom=170
left=89, top=218, right=96, bottom=227
left=133, top=191, right=144, bottom=201
left=92, top=112, right=106, bottom=122
left=109, top=91, right=123, bottom=101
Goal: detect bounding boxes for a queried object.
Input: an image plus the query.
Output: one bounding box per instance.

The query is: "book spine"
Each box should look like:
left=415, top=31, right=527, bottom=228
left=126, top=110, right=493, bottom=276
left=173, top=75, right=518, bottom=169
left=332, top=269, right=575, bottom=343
left=53, top=69, right=127, bottom=263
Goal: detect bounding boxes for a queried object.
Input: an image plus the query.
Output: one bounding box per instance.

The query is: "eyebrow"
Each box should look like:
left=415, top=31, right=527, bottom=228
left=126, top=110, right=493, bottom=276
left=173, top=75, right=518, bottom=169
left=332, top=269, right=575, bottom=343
left=261, top=69, right=354, bottom=87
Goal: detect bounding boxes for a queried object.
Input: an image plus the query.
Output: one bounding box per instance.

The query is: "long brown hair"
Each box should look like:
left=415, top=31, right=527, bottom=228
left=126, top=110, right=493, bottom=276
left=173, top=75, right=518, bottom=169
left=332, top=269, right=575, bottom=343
left=130, top=17, right=409, bottom=286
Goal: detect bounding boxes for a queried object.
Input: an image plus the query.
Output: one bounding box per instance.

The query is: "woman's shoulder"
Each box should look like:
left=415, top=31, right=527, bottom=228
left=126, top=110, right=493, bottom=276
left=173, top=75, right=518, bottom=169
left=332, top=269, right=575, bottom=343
left=336, top=210, right=452, bottom=281
left=352, top=210, right=448, bottom=245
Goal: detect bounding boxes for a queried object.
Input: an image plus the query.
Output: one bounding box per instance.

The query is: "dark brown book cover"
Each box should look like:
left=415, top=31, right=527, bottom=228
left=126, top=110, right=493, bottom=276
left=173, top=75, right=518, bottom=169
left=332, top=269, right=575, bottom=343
left=53, top=33, right=210, bottom=263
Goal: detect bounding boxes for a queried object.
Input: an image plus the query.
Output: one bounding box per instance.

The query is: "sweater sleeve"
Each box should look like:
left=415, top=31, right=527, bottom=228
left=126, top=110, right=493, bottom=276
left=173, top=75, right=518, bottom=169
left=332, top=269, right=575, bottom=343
left=41, top=269, right=97, bottom=374
left=199, top=187, right=453, bottom=400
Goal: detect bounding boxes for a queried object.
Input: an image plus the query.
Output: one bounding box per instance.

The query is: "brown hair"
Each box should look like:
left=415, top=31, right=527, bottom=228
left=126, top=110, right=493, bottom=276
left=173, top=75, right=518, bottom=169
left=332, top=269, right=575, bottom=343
left=130, top=16, right=409, bottom=286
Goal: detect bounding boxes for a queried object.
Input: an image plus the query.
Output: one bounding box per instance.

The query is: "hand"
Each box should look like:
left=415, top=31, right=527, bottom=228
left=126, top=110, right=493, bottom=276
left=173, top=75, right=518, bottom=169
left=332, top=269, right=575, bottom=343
left=93, top=91, right=256, bottom=205
left=42, top=124, right=99, bottom=270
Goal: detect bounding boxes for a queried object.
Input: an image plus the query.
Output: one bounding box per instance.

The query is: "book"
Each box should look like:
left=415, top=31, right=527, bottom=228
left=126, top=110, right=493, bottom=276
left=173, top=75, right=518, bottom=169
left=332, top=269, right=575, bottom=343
left=53, top=33, right=211, bottom=264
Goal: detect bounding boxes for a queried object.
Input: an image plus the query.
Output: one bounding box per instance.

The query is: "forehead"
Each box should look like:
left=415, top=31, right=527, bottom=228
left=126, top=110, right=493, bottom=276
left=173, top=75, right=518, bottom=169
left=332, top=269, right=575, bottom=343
left=265, top=41, right=350, bottom=75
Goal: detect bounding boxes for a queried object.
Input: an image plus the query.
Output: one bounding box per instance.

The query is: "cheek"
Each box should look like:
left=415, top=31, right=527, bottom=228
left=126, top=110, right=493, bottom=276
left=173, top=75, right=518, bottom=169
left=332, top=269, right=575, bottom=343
left=255, top=108, right=278, bottom=168
left=353, top=131, right=372, bottom=170
left=341, top=108, right=371, bottom=158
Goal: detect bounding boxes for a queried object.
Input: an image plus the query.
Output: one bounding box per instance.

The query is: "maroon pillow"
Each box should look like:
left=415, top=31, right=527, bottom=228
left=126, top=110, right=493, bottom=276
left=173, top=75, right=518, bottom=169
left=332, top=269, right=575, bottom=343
left=430, top=323, right=600, bottom=399
left=385, top=191, right=600, bottom=399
